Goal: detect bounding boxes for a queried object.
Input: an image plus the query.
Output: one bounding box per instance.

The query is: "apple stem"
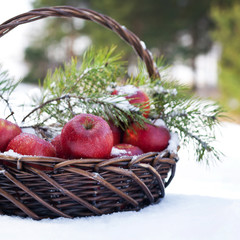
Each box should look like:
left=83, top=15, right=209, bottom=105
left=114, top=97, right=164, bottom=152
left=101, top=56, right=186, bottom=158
left=84, top=118, right=94, bottom=130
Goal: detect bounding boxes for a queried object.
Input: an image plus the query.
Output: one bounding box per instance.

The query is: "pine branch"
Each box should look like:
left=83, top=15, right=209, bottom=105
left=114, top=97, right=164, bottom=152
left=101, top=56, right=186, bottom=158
left=23, top=93, right=149, bottom=130
left=133, top=61, right=224, bottom=163
left=23, top=46, right=223, bottom=164
left=40, top=45, right=125, bottom=100
left=25, top=46, right=149, bottom=129
left=22, top=94, right=72, bottom=122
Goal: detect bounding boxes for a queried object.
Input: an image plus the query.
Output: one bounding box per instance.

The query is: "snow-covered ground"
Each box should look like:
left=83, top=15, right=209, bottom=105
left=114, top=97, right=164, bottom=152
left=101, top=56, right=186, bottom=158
left=0, top=84, right=239, bottom=240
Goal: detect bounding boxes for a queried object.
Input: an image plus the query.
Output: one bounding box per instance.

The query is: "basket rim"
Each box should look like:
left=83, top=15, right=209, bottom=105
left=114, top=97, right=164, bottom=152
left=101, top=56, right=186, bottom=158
left=0, top=149, right=178, bottom=168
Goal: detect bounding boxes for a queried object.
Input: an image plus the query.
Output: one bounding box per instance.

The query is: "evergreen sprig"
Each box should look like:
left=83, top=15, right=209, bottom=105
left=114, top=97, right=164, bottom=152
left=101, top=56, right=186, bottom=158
left=126, top=56, right=224, bottom=163
left=23, top=93, right=149, bottom=130
left=23, top=46, right=149, bottom=129
left=161, top=97, right=223, bottom=163
left=146, top=77, right=223, bottom=163
left=41, top=46, right=125, bottom=99
left=21, top=46, right=224, bottom=163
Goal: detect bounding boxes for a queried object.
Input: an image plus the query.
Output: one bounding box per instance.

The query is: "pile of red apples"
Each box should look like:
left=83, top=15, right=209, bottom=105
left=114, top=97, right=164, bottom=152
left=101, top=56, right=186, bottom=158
left=0, top=85, right=171, bottom=164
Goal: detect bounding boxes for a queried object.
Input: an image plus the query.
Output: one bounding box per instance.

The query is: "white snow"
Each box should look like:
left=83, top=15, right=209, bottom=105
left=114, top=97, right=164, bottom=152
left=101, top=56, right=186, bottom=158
left=111, top=147, right=128, bottom=156
left=168, top=109, right=187, bottom=117
left=115, top=85, right=139, bottom=97
left=106, top=82, right=117, bottom=93
left=0, top=84, right=240, bottom=240
left=21, top=127, right=36, bottom=135
left=152, top=119, right=180, bottom=154
left=106, top=85, right=114, bottom=92
left=152, top=118, right=166, bottom=127
left=153, top=85, right=164, bottom=93
left=167, top=132, right=180, bottom=154
left=140, top=41, right=147, bottom=50
left=100, top=96, right=139, bottom=112
left=2, top=149, right=35, bottom=158
left=2, top=149, right=23, bottom=158
left=153, top=85, right=178, bottom=95
left=0, top=169, right=6, bottom=174
left=131, top=155, right=138, bottom=161
left=171, top=88, right=178, bottom=95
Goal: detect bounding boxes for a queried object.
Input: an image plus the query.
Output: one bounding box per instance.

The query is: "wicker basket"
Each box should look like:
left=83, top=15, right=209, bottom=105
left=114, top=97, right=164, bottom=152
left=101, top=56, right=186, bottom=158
left=0, top=6, right=178, bottom=220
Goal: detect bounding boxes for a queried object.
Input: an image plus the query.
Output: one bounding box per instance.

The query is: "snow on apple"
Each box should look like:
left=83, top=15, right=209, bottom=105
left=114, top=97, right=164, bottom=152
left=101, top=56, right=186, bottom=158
left=167, top=132, right=180, bottom=154
left=110, top=143, right=143, bottom=158
left=114, top=85, right=139, bottom=96
left=100, top=96, right=139, bottom=112
left=111, top=146, right=128, bottom=157
left=2, top=149, right=24, bottom=158
left=111, top=85, right=150, bottom=117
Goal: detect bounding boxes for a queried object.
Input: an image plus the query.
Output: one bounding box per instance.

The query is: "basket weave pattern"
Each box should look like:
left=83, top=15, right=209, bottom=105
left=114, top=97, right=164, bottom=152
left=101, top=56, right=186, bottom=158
left=0, top=6, right=177, bottom=219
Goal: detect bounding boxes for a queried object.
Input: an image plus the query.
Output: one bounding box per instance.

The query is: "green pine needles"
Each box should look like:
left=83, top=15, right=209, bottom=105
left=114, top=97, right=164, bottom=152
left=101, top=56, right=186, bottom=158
left=23, top=46, right=149, bottom=130
left=126, top=59, right=224, bottom=163
left=1, top=46, right=224, bottom=163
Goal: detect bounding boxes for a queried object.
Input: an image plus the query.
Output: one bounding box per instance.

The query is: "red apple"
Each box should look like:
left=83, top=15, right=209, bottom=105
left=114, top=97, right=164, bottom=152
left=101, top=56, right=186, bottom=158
left=112, top=85, right=150, bottom=118
left=6, top=133, right=56, bottom=157
left=110, top=143, right=143, bottom=158
left=61, top=114, right=113, bottom=159
left=108, top=121, right=122, bottom=145
left=0, top=118, right=22, bottom=152
left=51, top=135, right=68, bottom=159
left=123, top=122, right=170, bottom=153
left=6, top=133, right=56, bottom=171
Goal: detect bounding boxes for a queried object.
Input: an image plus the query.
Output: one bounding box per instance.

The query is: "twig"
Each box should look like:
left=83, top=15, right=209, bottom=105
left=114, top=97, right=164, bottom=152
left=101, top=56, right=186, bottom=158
left=180, top=127, right=212, bottom=152
left=22, top=95, right=71, bottom=122
left=0, top=94, right=17, bottom=123
left=66, top=97, right=76, bottom=118
left=22, top=94, right=144, bottom=124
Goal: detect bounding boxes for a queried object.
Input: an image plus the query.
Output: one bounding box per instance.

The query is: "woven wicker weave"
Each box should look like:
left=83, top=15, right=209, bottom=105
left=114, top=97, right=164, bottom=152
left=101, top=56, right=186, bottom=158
left=0, top=6, right=178, bottom=220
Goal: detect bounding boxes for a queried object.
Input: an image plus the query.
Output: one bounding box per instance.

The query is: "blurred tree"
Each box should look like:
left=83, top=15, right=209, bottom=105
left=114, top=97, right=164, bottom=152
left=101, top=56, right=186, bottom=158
left=24, top=0, right=214, bottom=86
left=211, top=1, right=240, bottom=113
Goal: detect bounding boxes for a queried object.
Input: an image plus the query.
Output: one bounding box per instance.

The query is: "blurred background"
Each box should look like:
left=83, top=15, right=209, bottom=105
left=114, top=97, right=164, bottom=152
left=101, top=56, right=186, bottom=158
left=0, top=0, right=240, bottom=121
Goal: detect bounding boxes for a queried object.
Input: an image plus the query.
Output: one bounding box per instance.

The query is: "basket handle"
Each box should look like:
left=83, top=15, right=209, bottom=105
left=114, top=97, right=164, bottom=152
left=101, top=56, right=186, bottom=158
left=0, top=6, right=160, bottom=79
